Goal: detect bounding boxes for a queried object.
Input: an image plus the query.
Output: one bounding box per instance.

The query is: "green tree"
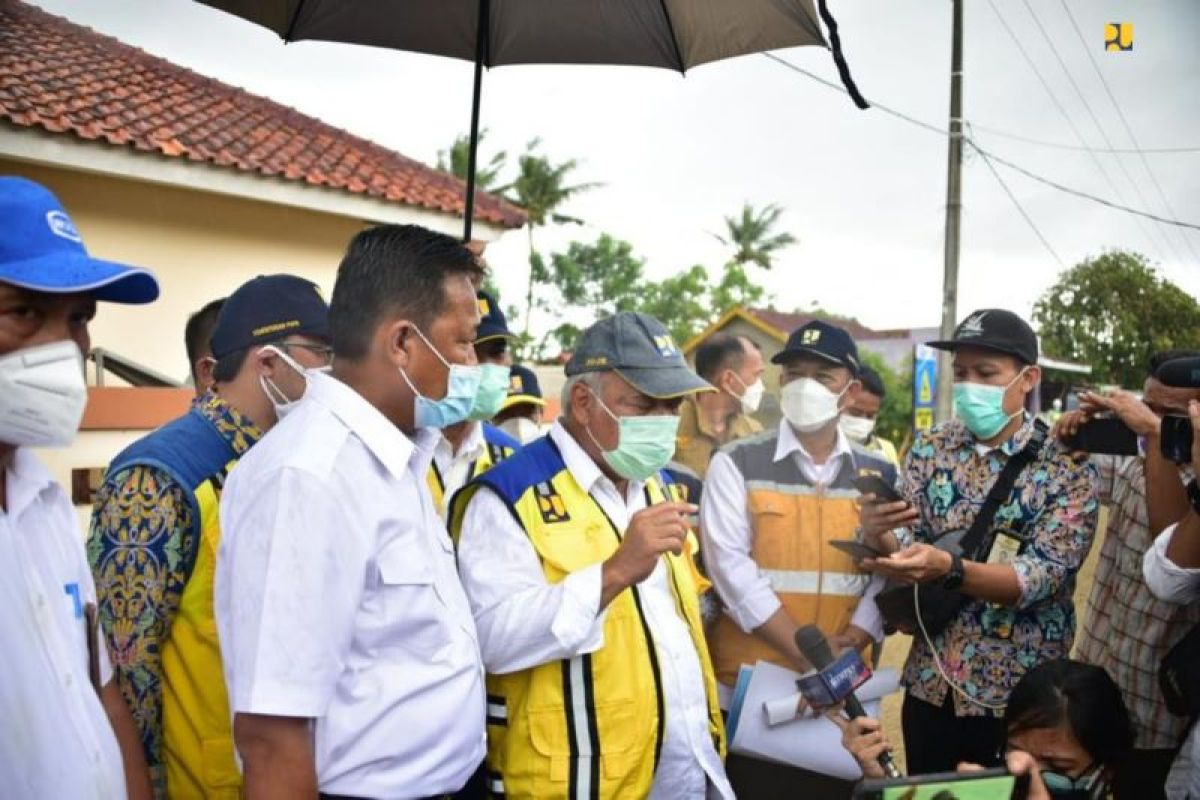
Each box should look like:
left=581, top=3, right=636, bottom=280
left=436, top=128, right=508, bottom=191
left=509, top=138, right=602, bottom=339
left=640, top=265, right=713, bottom=345
left=711, top=202, right=797, bottom=313
left=1033, top=250, right=1200, bottom=388
left=859, top=351, right=913, bottom=445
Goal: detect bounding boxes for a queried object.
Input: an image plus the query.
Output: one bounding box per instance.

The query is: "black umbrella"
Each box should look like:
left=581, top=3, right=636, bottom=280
left=199, top=0, right=868, bottom=240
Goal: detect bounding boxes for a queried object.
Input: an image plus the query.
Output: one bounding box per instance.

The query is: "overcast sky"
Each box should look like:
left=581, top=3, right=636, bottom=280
left=30, top=0, right=1200, bottom=335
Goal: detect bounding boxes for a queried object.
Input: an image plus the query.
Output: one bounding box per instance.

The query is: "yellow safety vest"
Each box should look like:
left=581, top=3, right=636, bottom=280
left=428, top=426, right=517, bottom=515
left=450, top=438, right=725, bottom=800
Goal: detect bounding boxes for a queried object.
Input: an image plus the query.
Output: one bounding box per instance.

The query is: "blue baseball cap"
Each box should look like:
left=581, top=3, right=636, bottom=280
left=476, top=289, right=514, bottom=343
left=566, top=311, right=712, bottom=398
left=0, top=177, right=159, bottom=303
left=772, top=319, right=861, bottom=376
left=501, top=364, right=546, bottom=412
left=210, top=274, right=330, bottom=359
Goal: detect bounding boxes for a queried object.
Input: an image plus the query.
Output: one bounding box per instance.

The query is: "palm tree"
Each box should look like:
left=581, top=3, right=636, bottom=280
left=436, top=128, right=509, bottom=192
left=715, top=202, right=797, bottom=270
left=509, top=138, right=602, bottom=339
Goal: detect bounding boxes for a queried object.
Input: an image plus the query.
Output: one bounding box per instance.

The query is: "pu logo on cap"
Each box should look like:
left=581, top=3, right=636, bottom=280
left=801, top=329, right=821, bottom=345
left=654, top=335, right=678, bottom=358
left=509, top=374, right=522, bottom=392
left=478, top=298, right=491, bottom=316
left=46, top=210, right=82, bottom=243
left=958, top=311, right=988, bottom=338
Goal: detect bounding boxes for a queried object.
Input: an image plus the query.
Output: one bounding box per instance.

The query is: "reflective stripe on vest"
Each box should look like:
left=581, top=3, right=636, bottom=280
left=760, top=569, right=872, bottom=596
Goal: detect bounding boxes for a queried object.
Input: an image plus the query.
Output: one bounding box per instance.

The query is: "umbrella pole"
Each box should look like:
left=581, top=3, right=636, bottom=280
left=463, top=0, right=490, bottom=242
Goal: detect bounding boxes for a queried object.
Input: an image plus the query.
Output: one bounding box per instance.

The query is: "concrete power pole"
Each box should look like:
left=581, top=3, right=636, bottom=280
left=935, top=0, right=964, bottom=423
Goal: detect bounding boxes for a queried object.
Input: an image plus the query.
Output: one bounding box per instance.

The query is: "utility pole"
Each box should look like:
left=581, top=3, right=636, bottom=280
left=935, top=0, right=964, bottom=423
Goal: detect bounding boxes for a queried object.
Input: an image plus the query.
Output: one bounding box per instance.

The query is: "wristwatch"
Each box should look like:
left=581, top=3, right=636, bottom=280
left=1188, top=479, right=1200, bottom=516
left=940, top=551, right=965, bottom=591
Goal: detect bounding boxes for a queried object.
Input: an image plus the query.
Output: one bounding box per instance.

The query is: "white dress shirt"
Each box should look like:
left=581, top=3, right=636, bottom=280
left=217, top=372, right=486, bottom=798
left=0, top=448, right=125, bottom=799
left=700, top=419, right=885, bottom=675
left=1143, top=523, right=1200, bottom=800
left=432, top=421, right=486, bottom=517
left=457, top=421, right=734, bottom=800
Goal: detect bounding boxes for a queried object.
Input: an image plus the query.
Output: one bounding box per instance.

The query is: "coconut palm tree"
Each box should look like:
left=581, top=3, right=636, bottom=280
left=715, top=202, right=797, bottom=270
left=436, top=128, right=509, bottom=192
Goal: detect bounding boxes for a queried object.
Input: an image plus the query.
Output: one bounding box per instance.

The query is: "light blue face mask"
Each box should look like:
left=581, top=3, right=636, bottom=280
left=399, top=326, right=482, bottom=429
left=468, top=363, right=512, bottom=422
left=953, top=367, right=1028, bottom=440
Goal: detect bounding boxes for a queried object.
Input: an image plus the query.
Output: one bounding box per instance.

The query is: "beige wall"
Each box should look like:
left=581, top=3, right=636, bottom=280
left=1, top=159, right=364, bottom=383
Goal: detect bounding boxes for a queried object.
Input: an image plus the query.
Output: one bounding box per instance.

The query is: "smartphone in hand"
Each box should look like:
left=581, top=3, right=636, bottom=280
left=854, top=474, right=904, bottom=505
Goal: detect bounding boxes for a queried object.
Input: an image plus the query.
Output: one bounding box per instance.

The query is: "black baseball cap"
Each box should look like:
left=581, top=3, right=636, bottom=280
left=771, top=319, right=861, bottom=376
left=210, top=274, right=330, bottom=359
left=475, top=290, right=514, bottom=343
left=501, top=364, right=546, bottom=411
left=565, top=311, right=712, bottom=398
left=928, top=309, right=1038, bottom=365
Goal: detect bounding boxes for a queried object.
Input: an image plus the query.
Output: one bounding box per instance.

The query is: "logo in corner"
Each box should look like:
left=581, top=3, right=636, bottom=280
left=957, top=311, right=988, bottom=338
left=534, top=481, right=570, bottom=524
left=46, top=210, right=82, bottom=243
left=654, top=334, right=679, bottom=358
left=1105, top=22, right=1133, bottom=52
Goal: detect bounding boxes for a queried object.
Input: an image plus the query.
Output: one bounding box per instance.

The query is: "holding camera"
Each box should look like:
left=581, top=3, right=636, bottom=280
left=858, top=310, right=1100, bottom=774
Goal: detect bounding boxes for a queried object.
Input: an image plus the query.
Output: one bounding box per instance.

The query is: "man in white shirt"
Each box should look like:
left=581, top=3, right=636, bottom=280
left=216, top=224, right=488, bottom=800
left=451, top=312, right=733, bottom=799
left=0, top=176, right=156, bottom=799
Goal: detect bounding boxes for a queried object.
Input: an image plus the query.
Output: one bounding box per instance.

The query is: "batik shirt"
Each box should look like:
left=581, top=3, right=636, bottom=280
left=898, top=417, right=1100, bottom=717
left=87, top=393, right=261, bottom=796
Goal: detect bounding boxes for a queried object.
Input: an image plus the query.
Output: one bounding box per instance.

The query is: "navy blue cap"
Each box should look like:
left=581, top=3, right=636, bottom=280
left=501, top=364, right=546, bottom=411
left=0, top=177, right=159, bottom=303
left=476, top=290, right=514, bottom=343
left=210, top=274, right=330, bottom=359
left=772, top=319, right=861, bottom=376
left=566, top=311, right=712, bottom=398
left=928, top=309, right=1038, bottom=365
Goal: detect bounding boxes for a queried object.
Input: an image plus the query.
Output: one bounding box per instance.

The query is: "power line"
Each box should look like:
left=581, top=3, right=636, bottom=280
left=983, top=0, right=1173, bottom=264
left=761, top=52, right=1200, bottom=231
left=968, top=123, right=1200, bottom=155
left=1019, top=0, right=1187, bottom=264
left=1057, top=0, right=1200, bottom=265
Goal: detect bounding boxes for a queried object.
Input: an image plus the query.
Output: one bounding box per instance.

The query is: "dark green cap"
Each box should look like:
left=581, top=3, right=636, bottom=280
left=565, top=312, right=712, bottom=398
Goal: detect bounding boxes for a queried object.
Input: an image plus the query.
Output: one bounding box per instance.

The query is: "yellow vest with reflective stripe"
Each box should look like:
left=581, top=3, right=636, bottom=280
left=162, top=472, right=240, bottom=798
left=450, top=440, right=724, bottom=800
left=428, top=427, right=517, bottom=516
left=709, top=431, right=896, bottom=686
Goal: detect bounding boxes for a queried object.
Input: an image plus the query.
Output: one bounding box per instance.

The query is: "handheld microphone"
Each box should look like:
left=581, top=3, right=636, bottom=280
left=795, top=624, right=902, bottom=779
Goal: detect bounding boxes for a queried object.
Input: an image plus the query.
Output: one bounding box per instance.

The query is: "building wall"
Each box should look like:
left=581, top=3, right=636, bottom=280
left=2, top=158, right=364, bottom=383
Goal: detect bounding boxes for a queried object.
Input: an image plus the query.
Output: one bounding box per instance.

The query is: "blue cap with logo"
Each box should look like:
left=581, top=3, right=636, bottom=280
left=476, top=290, right=514, bottom=343
left=0, top=177, right=159, bottom=303
left=565, top=311, right=712, bottom=398
left=501, top=364, right=546, bottom=411
left=772, top=319, right=861, bottom=376
left=210, top=274, right=330, bottom=359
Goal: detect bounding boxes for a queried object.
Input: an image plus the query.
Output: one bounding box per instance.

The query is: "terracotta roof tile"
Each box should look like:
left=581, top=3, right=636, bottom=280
left=0, top=0, right=526, bottom=229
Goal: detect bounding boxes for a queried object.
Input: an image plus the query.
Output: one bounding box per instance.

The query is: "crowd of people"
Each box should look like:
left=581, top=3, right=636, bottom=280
left=5, top=172, right=1200, bottom=800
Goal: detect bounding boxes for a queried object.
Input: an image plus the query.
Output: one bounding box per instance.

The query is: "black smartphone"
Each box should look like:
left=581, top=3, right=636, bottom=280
left=1065, top=417, right=1139, bottom=456
left=853, top=768, right=1030, bottom=800
left=829, top=539, right=885, bottom=561
left=1162, top=415, right=1194, bottom=464
left=854, top=474, right=903, bottom=504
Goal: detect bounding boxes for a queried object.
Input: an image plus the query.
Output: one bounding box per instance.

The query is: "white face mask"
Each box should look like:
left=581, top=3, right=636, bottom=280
left=839, top=414, right=876, bottom=443
left=499, top=416, right=542, bottom=445
left=781, top=377, right=847, bottom=433
left=729, top=373, right=765, bottom=415
left=0, top=340, right=87, bottom=448
left=258, top=345, right=325, bottom=420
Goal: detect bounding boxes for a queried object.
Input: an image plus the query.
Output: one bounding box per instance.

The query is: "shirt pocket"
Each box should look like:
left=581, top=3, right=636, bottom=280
left=372, top=541, right=453, bottom=661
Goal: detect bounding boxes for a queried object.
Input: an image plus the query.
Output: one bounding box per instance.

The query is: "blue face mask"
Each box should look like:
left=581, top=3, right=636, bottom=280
left=1040, top=763, right=1105, bottom=799
left=468, top=363, right=512, bottom=422
left=953, top=368, right=1028, bottom=440
left=399, top=326, right=482, bottom=429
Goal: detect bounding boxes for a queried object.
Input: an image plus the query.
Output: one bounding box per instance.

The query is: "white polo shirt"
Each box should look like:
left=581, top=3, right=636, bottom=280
left=216, top=372, right=486, bottom=798
left=0, top=448, right=125, bottom=799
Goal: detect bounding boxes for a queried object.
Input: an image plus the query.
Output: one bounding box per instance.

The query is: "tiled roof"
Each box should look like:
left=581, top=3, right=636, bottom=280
left=0, top=0, right=526, bottom=229
left=748, top=307, right=888, bottom=341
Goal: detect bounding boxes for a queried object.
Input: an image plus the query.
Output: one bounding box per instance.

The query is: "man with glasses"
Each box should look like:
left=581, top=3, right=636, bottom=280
left=89, top=274, right=331, bottom=799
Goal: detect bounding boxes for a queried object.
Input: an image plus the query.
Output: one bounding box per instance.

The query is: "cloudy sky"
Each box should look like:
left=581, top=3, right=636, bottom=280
left=31, top=0, right=1200, bottom=335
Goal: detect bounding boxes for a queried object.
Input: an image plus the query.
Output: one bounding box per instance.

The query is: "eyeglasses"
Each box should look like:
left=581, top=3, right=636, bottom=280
left=279, top=341, right=335, bottom=366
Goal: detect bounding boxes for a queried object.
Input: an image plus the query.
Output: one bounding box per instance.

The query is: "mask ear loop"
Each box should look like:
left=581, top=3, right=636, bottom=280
left=582, top=385, right=621, bottom=454
left=258, top=345, right=305, bottom=405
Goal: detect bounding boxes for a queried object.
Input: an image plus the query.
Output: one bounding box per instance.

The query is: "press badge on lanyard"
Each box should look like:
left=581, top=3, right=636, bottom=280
left=985, top=529, right=1025, bottom=565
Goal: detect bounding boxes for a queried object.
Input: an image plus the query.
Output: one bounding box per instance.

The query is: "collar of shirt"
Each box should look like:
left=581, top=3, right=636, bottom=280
left=957, top=414, right=1035, bottom=458
left=435, top=421, right=485, bottom=470
left=774, top=417, right=853, bottom=469
left=549, top=420, right=646, bottom=506
left=3, top=448, right=59, bottom=519
left=196, top=389, right=263, bottom=457
left=306, top=371, right=435, bottom=481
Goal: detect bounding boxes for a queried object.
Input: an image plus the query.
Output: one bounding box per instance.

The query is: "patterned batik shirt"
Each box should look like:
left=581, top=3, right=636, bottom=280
left=898, top=417, right=1100, bottom=718
left=1075, top=455, right=1200, bottom=749
left=87, top=392, right=261, bottom=797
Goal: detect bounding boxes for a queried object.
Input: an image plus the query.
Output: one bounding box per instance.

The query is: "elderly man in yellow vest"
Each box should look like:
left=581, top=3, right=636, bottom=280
left=451, top=312, right=733, bottom=800
left=699, top=319, right=896, bottom=793
left=89, top=275, right=332, bottom=798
